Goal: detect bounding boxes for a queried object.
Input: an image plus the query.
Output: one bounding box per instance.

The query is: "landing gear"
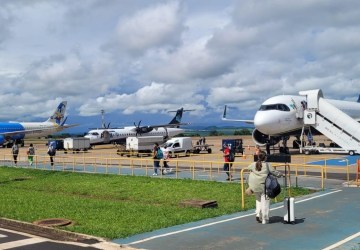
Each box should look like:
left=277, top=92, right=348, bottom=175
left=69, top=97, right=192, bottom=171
left=280, top=136, right=290, bottom=154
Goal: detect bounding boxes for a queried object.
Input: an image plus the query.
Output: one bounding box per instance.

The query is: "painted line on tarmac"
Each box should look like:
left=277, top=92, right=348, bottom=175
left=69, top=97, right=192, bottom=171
left=322, top=231, right=360, bottom=250
left=0, top=234, right=7, bottom=238
left=0, top=238, right=48, bottom=249
left=127, top=189, right=342, bottom=245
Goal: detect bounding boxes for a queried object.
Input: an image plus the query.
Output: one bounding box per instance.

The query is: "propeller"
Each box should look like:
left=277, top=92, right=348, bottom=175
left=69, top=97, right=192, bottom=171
left=133, top=120, right=154, bottom=136
left=102, top=122, right=111, bottom=129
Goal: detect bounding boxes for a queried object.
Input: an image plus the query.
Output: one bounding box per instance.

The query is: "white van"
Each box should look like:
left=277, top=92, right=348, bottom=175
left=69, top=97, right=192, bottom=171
left=162, top=137, right=193, bottom=157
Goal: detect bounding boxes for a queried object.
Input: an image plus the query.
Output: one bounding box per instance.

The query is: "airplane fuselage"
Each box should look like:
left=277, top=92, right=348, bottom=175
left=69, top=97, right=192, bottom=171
left=85, top=127, right=184, bottom=145
left=0, top=122, right=65, bottom=145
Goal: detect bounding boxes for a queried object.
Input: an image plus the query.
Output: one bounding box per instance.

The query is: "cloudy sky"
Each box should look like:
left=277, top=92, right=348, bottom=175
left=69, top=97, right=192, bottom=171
left=1, top=0, right=360, bottom=132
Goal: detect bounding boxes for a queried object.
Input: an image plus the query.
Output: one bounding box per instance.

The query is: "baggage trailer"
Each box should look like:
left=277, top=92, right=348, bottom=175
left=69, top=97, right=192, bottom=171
left=221, top=139, right=244, bottom=155
left=63, top=137, right=91, bottom=153
left=118, top=136, right=165, bottom=157
left=192, top=144, right=213, bottom=154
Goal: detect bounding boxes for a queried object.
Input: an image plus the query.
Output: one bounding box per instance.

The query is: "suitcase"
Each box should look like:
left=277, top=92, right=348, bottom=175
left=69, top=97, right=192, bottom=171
left=283, top=197, right=295, bottom=224
left=283, top=165, right=295, bottom=224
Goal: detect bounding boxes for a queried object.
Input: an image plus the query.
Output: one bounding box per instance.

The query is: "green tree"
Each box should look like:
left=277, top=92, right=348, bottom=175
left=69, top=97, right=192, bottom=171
left=234, top=129, right=251, bottom=135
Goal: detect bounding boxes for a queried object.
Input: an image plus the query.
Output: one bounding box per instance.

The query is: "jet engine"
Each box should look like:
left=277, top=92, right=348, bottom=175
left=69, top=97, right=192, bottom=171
left=252, top=129, right=281, bottom=146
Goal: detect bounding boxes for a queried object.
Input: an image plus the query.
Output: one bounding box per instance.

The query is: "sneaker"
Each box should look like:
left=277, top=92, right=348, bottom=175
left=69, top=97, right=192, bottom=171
left=153, top=173, right=158, bottom=176
left=262, top=220, right=269, bottom=225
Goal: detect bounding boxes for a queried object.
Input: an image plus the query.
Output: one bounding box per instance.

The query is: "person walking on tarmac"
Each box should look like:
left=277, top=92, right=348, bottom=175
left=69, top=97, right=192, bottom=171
left=162, top=145, right=171, bottom=174
left=47, top=141, right=56, bottom=166
left=27, top=143, right=35, bottom=166
left=223, top=144, right=233, bottom=181
left=246, top=151, right=283, bottom=224
left=11, top=141, right=20, bottom=166
left=152, top=143, right=162, bottom=176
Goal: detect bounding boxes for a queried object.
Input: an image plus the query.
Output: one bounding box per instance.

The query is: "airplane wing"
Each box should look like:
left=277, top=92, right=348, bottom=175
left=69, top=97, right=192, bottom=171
left=61, top=124, right=79, bottom=129
left=0, top=128, right=54, bottom=137
left=222, top=105, right=254, bottom=124
left=149, top=122, right=190, bottom=129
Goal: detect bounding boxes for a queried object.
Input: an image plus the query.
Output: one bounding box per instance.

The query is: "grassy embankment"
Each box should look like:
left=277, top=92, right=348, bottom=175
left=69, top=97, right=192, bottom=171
left=0, top=167, right=310, bottom=239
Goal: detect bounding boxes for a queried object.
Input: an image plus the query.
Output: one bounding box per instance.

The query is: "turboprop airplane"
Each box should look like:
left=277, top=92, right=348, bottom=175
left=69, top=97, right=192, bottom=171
left=222, top=90, right=360, bottom=150
left=0, top=101, right=77, bottom=147
left=84, top=107, right=190, bottom=145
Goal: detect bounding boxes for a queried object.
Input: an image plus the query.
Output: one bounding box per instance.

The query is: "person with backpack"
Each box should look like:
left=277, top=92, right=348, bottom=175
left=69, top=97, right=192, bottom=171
left=11, top=141, right=20, bottom=166
left=152, top=142, right=162, bottom=176
left=246, top=151, right=283, bottom=225
left=27, top=143, right=35, bottom=166
left=47, top=141, right=56, bottom=166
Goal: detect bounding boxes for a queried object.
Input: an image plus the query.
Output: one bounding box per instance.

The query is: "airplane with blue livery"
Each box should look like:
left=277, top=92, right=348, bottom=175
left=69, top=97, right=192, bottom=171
left=0, top=101, right=77, bottom=147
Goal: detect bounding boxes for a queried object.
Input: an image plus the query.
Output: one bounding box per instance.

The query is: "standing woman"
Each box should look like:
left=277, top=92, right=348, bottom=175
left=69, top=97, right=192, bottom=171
left=247, top=151, right=283, bottom=224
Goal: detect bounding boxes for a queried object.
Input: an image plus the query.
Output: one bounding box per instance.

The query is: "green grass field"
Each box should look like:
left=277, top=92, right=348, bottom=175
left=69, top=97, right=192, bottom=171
left=0, top=167, right=310, bottom=239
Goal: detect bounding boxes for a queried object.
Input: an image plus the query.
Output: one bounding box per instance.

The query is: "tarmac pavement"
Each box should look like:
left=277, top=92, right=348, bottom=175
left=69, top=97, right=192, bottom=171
left=115, top=177, right=360, bottom=250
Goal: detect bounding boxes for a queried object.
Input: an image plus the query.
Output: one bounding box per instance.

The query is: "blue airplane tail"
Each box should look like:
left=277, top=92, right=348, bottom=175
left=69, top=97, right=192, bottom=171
left=168, top=108, right=184, bottom=125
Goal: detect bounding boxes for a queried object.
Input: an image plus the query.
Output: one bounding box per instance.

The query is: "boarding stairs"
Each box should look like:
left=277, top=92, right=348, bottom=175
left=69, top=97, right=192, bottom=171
left=300, top=89, right=360, bottom=153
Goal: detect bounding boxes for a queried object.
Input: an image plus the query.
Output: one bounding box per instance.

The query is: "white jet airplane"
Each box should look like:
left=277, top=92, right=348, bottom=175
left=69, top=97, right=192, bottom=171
left=0, top=101, right=77, bottom=147
left=223, top=91, right=360, bottom=150
left=85, top=108, right=190, bottom=145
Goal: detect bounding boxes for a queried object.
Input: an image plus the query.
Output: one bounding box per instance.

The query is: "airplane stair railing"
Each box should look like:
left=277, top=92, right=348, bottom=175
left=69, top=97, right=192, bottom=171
left=305, top=97, right=360, bottom=152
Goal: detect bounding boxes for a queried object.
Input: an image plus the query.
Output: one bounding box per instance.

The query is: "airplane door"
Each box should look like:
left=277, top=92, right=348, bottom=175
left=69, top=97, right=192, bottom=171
left=101, top=131, right=111, bottom=143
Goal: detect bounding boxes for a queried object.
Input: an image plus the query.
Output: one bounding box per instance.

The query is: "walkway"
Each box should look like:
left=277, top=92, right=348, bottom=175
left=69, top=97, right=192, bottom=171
left=115, top=186, right=360, bottom=250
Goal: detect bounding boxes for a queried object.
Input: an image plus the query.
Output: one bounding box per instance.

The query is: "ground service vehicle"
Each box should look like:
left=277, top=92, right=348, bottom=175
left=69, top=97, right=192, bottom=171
left=118, top=136, right=165, bottom=157
left=161, top=137, right=193, bottom=157
left=221, top=139, right=244, bottom=154
left=63, top=137, right=91, bottom=153
left=302, top=144, right=357, bottom=156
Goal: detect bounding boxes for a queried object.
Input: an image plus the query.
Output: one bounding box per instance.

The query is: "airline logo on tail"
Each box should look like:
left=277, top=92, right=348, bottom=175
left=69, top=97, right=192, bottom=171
left=48, top=101, right=67, bottom=125
left=169, top=108, right=184, bottom=125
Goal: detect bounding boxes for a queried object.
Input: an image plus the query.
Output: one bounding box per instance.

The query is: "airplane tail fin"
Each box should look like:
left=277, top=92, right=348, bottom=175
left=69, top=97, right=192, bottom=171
left=46, top=101, right=67, bottom=125
left=357, top=95, right=360, bottom=103
left=223, top=105, right=228, bottom=119
left=168, top=108, right=184, bottom=125
left=168, top=108, right=195, bottom=125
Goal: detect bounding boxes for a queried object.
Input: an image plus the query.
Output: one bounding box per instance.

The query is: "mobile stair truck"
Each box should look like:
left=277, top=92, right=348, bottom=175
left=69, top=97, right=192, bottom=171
left=63, top=137, right=91, bottom=153
left=118, top=136, right=165, bottom=157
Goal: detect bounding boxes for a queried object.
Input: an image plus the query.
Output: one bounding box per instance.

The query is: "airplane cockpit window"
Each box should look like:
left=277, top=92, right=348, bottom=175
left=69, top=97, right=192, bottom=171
left=91, top=132, right=99, bottom=136
left=259, top=104, right=290, bottom=112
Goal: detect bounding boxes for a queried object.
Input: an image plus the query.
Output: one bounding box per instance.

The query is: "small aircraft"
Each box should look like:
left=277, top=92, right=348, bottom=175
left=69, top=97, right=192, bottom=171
left=0, top=101, right=77, bottom=147
left=222, top=90, right=360, bottom=150
left=84, top=107, right=191, bottom=145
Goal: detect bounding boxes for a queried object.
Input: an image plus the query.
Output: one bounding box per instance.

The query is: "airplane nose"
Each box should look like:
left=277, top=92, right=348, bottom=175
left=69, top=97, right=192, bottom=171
left=254, top=111, right=279, bottom=135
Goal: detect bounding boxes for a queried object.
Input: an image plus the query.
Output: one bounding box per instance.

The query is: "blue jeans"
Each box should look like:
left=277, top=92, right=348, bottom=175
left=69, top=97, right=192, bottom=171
left=223, top=162, right=232, bottom=177
left=154, top=159, right=160, bottom=173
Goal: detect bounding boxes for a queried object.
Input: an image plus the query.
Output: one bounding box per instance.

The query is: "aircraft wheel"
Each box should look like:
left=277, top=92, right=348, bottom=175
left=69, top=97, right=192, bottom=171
left=207, top=148, right=212, bottom=154
left=349, top=150, right=355, bottom=156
